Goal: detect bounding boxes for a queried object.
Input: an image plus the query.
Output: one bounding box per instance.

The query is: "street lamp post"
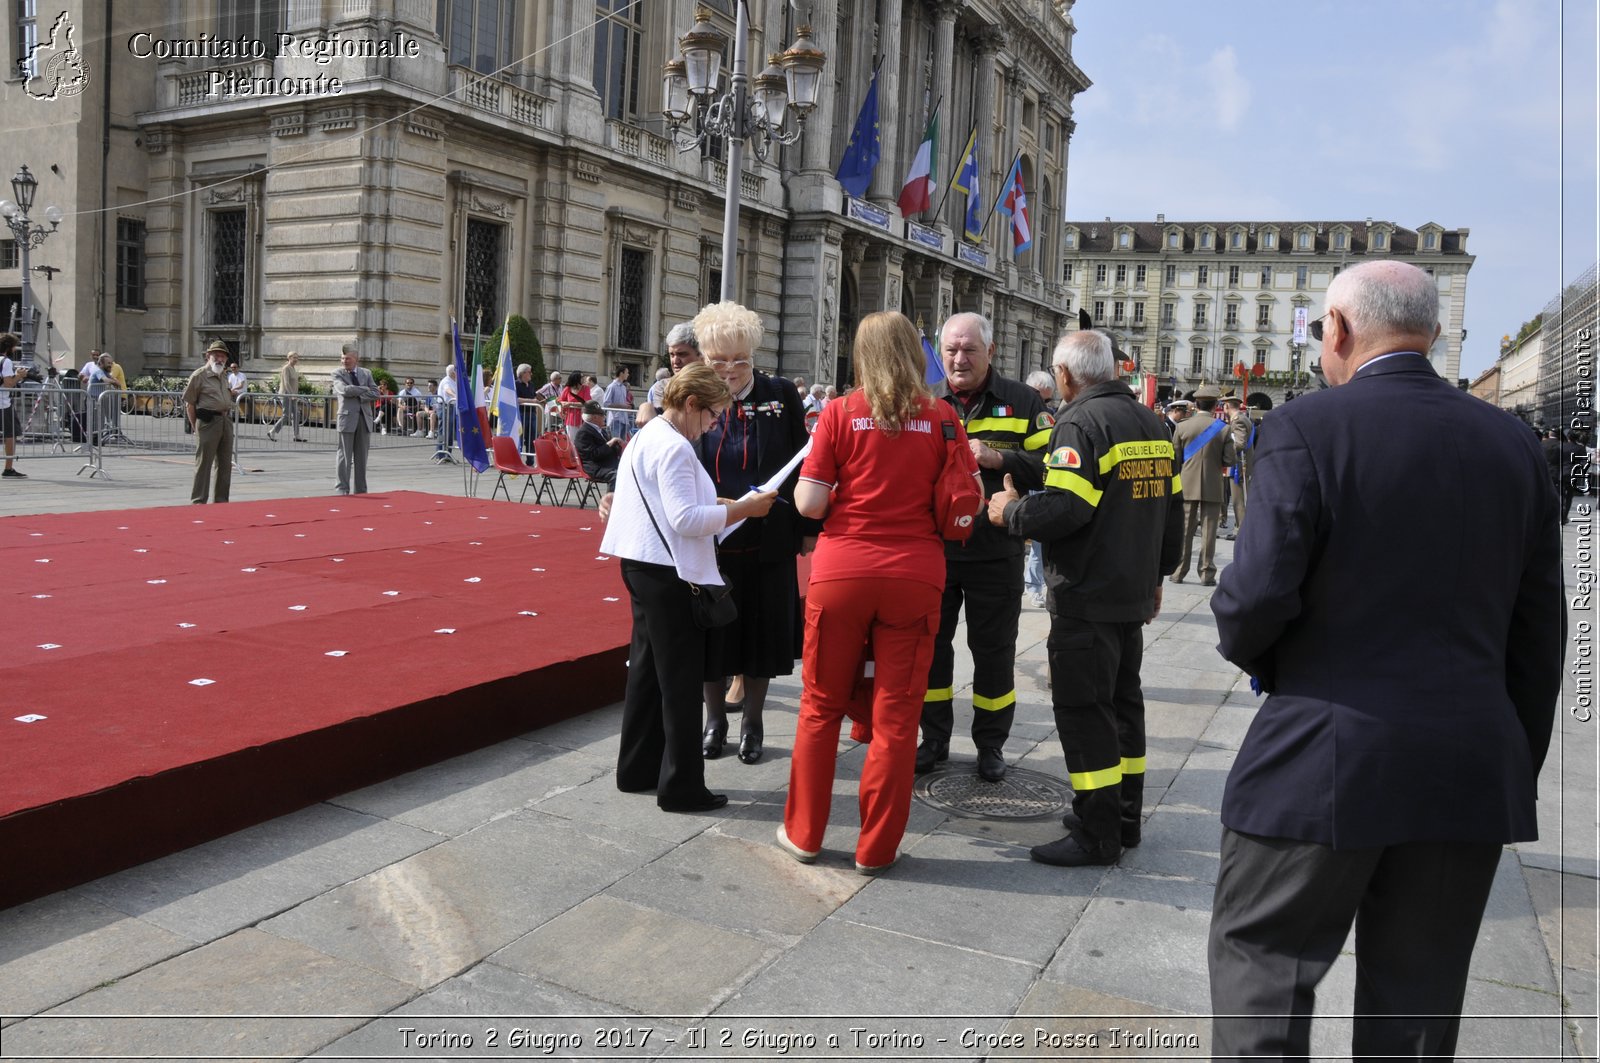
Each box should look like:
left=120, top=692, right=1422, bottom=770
left=663, top=4, right=826, bottom=302
left=0, top=165, right=63, bottom=370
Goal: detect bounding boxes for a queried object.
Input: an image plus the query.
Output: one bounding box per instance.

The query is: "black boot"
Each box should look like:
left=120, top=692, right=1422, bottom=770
left=1033, top=786, right=1122, bottom=866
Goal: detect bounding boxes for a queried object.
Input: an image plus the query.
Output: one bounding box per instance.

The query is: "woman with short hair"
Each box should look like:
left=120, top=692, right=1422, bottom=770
left=601, top=363, right=777, bottom=812
left=778, top=311, right=978, bottom=873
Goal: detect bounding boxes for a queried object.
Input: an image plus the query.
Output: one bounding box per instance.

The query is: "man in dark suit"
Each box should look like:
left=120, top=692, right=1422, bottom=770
left=573, top=399, right=621, bottom=486
left=1207, top=261, right=1564, bottom=1059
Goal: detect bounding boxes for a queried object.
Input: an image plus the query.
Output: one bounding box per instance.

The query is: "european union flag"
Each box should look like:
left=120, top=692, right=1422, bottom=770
left=923, top=333, right=946, bottom=387
left=452, top=317, right=490, bottom=473
left=834, top=70, right=880, bottom=199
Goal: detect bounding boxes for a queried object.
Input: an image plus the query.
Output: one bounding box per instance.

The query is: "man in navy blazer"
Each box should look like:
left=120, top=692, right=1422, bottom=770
left=1207, top=261, right=1564, bottom=1060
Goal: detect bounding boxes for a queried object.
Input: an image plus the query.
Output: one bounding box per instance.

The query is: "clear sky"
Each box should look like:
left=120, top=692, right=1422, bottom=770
left=1064, top=0, right=1598, bottom=379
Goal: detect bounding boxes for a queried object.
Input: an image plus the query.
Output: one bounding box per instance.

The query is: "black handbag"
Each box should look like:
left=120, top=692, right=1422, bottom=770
left=631, top=452, right=739, bottom=630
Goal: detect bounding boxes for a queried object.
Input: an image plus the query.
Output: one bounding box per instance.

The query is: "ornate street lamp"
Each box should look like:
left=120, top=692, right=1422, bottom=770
left=663, top=4, right=826, bottom=301
left=0, top=165, right=63, bottom=369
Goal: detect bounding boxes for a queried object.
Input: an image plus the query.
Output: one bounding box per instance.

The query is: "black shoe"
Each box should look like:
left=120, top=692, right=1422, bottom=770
left=914, top=738, right=949, bottom=773
left=702, top=719, right=728, bottom=760
left=1201, top=576, right=1216, bottom=587
left=977, top=746, right=1007, bottom=782
left=738, top=720, right=764, bottom=764
left=1061, top=811, right=1141, bottom=849
left=1, top=468, right=25, bottom=478
left=1030, top=832, right=1120, bottom=867
left=659, top=792, right=728, bottom=813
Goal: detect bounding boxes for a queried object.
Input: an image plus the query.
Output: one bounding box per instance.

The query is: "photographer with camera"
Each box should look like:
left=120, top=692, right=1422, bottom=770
left=1, top=333, right=24, bottom=479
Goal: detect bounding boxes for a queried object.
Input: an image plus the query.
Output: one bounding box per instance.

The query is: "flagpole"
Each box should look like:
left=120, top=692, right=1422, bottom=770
left=906, top=95, right=941, bottom=216
left=977, top=149, right=1021, bottom=241
left=934, top=121, right=975, bottom=220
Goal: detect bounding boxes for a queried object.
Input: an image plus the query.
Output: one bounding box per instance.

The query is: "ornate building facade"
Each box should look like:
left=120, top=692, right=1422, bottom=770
left=2, top=0, right=1089, bottom=384
left=1062, top=217, right=1474, bottom=402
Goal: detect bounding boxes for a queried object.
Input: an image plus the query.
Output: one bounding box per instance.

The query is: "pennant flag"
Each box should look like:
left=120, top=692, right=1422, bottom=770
left=897, top=106, right=940, bottom=215
left=451, top=318, right=490, bottom=473
left=922, top=332, right=946, bottom=387
left=995, top=155, right=1032, bottom=254
left=834, top=69, right=881, bottom=199
left=490, top=319, right=520, bottom=436
left=950, top=126, right=982, bottom=242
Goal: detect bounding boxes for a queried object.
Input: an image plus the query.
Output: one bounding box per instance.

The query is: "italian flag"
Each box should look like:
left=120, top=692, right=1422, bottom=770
left=897, top=107, right=939, bottom=216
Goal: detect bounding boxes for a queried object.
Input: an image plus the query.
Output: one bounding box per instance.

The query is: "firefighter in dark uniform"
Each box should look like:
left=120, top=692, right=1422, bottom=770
left=916, top=311, right=1050, bottom=782
left=989, top=329, right=1184, bottom=865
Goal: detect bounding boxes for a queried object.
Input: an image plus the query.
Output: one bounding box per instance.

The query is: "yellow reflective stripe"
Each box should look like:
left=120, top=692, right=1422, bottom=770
left=1023, top=428, right=1052, bottom=451
left=1097, top=439, right=1176, bottom=475
left=966, top=416, right=1030, bottom=436
left=972, top=689, right=1016, bottom=712
left=1068, top=765, right=1123, bottom=791
left=1044, top=468, right=1102, bottom=507
left=1172, top=474, right=1183, bottom=493
left=924, top=687, right=953, bottom=703
left=1120, top=756, right=1146, bottom=776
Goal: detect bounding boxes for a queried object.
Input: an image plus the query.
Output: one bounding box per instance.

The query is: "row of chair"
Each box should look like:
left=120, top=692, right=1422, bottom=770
left=490, top=430, right=603, bottom=508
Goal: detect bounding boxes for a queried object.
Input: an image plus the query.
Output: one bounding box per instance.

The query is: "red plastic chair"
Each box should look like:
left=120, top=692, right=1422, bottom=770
left=531, top=436, right=588, bottom=507
left=490, top=435, right=540, bottom=503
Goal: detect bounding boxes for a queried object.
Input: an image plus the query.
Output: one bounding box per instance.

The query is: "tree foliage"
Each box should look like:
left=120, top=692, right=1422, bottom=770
left=486, top=315, right=545, bottom=384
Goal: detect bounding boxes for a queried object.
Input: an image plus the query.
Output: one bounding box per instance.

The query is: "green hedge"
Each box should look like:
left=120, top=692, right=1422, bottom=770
left=485, top=315, right=545, bottom=384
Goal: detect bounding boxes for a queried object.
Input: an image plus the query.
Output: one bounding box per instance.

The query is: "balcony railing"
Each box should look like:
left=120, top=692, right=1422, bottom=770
left=450, top=67, right=550, bottom=130
left=612, top=122, right=672, bottom=167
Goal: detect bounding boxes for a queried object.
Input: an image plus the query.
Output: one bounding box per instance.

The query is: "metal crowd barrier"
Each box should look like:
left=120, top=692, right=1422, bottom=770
left=3, top=383, right=106, bottom=477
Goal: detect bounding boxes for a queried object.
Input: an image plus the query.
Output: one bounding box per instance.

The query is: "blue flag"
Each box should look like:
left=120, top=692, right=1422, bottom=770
left=950, top=126, right=982, bottom=242
left=452, top=318, right=490, bottom=473
left=923, top=333, right=946, bottom=387
left=834, top=70, right=881, bottom=199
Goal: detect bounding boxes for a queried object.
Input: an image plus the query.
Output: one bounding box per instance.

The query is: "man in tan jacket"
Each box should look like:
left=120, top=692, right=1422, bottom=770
left=1170, top=384, right=1235, bottom=586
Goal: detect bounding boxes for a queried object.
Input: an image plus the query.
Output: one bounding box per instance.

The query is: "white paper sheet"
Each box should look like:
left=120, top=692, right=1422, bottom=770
left=717, top=439, right=813, bottom=542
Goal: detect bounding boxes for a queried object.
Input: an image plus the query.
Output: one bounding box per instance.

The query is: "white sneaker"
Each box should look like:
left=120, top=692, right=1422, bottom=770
left=426, top=431, right=436, bottom=438
left=775, top=825, right=819, bottom=864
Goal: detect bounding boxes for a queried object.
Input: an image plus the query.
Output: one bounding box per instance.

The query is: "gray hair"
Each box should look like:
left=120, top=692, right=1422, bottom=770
left=811, top=384, right=826, bottom=398
left=1324, top=261, right=1438, bottom=338
left=939, top=311, right=993, bottom=348
left=516, top=363, right=531, bottom=376
left=1052, top=330, right=1116, bottom=386
left=1025, top=370, right=1055, bottom=394
left=341, top=342, right=358, bottom=357
left=664, top=322, right=699, bottom=350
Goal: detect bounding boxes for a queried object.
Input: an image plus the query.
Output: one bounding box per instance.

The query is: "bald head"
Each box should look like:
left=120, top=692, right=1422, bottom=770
left=1318, top=261, right=1441, bottom=385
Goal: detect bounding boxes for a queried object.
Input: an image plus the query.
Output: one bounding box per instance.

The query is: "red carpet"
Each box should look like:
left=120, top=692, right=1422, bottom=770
left=1, top=492, right=631, bottom=908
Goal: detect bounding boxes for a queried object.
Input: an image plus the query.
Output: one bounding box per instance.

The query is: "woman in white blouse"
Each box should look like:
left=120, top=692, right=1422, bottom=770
left=600, top=363, right=777, bottom=812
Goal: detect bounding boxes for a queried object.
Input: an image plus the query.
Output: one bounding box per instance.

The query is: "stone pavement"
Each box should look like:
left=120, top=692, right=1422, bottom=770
left=0, top=443, right=1594, bottom=1061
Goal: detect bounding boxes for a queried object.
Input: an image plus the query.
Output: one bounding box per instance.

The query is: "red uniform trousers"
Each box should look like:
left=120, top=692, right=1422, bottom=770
left=784, top=577, right=941, bottom=867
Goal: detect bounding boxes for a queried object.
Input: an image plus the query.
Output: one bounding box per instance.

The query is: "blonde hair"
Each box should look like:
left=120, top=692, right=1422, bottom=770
left=852, top=312, right=931, bottom=434
left=691, top=301, right=763, bottom=358
left=661, top=361, right=731, bottom=413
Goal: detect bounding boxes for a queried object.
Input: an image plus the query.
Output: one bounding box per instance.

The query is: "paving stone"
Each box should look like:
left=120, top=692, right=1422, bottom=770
left=1196, top=701, right=1256, bottom=750
left=1156, top=745, right=1235, bottom=814
left=72, top=803, right=442, bottom=941
left=1472, top=850, right=1562, bottom=993
left=1042, top=869, right=1216, bottom=1015
left=1, top=929, right=414, bottom=1060
left=1456, top=978, right=1572, bottom=1059
left=261, top=809, right=673, bottom=988
left=1563, top=964, right=1597, bottom=1060
left=605, top=833, right=860, bottom=942
left=720, top=916, right=1038, bottom=1026
left=524, top=703, right=626, bottom=758
left=331, top=737, right=613, bottom=837
left=493, top=895, right=774, bottom=1017
left=1117, top=807, right=1223, bottom=884
left=1523, top=867, right=1599, bottom=974
left=312, top=960, right=665, bottom=1060
left=530, top=770, right=743, bottom=845
left=0, top=894, right=194, bottom=1022
left=1005, top=982, right=1207, bottom=1057
left=833, top=829, right=1092, bottom=966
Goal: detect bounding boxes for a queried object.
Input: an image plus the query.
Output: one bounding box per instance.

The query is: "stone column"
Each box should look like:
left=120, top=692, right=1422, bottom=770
left=790, top=0, right=841, bottom=215
left=968, top=29, right=1003, bottom=241
left=931, top=0, right=959, bottom=215
left=868, top=0, right=904, bottom=205
left=781, top=221, right=844, bottom=385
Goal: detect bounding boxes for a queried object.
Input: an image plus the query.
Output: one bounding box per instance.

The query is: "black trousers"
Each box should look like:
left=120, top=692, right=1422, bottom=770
left=1209, top=826, right=1502, bottom=1061
left=617, top=560, right=714, bottom=808
left=1048, top=614, right=1146, bottom=851
left=922, top=554, right=1023, bottom=748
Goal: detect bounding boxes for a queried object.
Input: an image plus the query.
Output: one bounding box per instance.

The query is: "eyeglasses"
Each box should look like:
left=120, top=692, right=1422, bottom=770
left=1309, top=311, right=1338, bottom=342
left=706, top=358, right=752, bottom=372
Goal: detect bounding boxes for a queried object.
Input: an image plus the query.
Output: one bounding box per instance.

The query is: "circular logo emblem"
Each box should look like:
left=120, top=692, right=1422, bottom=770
left=956, top=515, right=972, bottom=527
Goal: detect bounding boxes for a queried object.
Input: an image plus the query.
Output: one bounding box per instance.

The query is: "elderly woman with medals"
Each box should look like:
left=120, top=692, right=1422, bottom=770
left=692, top=301, right=817, bottom=765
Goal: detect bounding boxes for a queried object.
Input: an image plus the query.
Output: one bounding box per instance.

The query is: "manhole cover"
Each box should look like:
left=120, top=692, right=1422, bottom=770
left=914, top=766, right=1073, bottom=820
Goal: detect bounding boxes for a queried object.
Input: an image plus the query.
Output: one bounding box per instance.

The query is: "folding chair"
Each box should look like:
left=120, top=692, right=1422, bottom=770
left=531, top=435, right=587, bottom=506
left=489, top=435, right=540, bottom=503
left=549, top=431, right=601, bottom=508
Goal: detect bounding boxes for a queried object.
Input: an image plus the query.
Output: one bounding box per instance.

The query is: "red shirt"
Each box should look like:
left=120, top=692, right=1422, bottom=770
left=800, top=392, right=975, bottom=589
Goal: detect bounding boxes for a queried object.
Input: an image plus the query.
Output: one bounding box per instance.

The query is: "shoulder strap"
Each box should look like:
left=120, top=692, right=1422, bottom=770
left=627, top=445, right=675, bottom=561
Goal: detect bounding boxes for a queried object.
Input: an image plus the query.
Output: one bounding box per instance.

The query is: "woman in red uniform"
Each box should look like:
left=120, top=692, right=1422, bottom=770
left=778, top=311, right=979, bottom=873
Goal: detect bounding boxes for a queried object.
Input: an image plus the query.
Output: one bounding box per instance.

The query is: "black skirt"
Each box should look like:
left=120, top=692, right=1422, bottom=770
left=702, top=546, right=800, bottom=680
